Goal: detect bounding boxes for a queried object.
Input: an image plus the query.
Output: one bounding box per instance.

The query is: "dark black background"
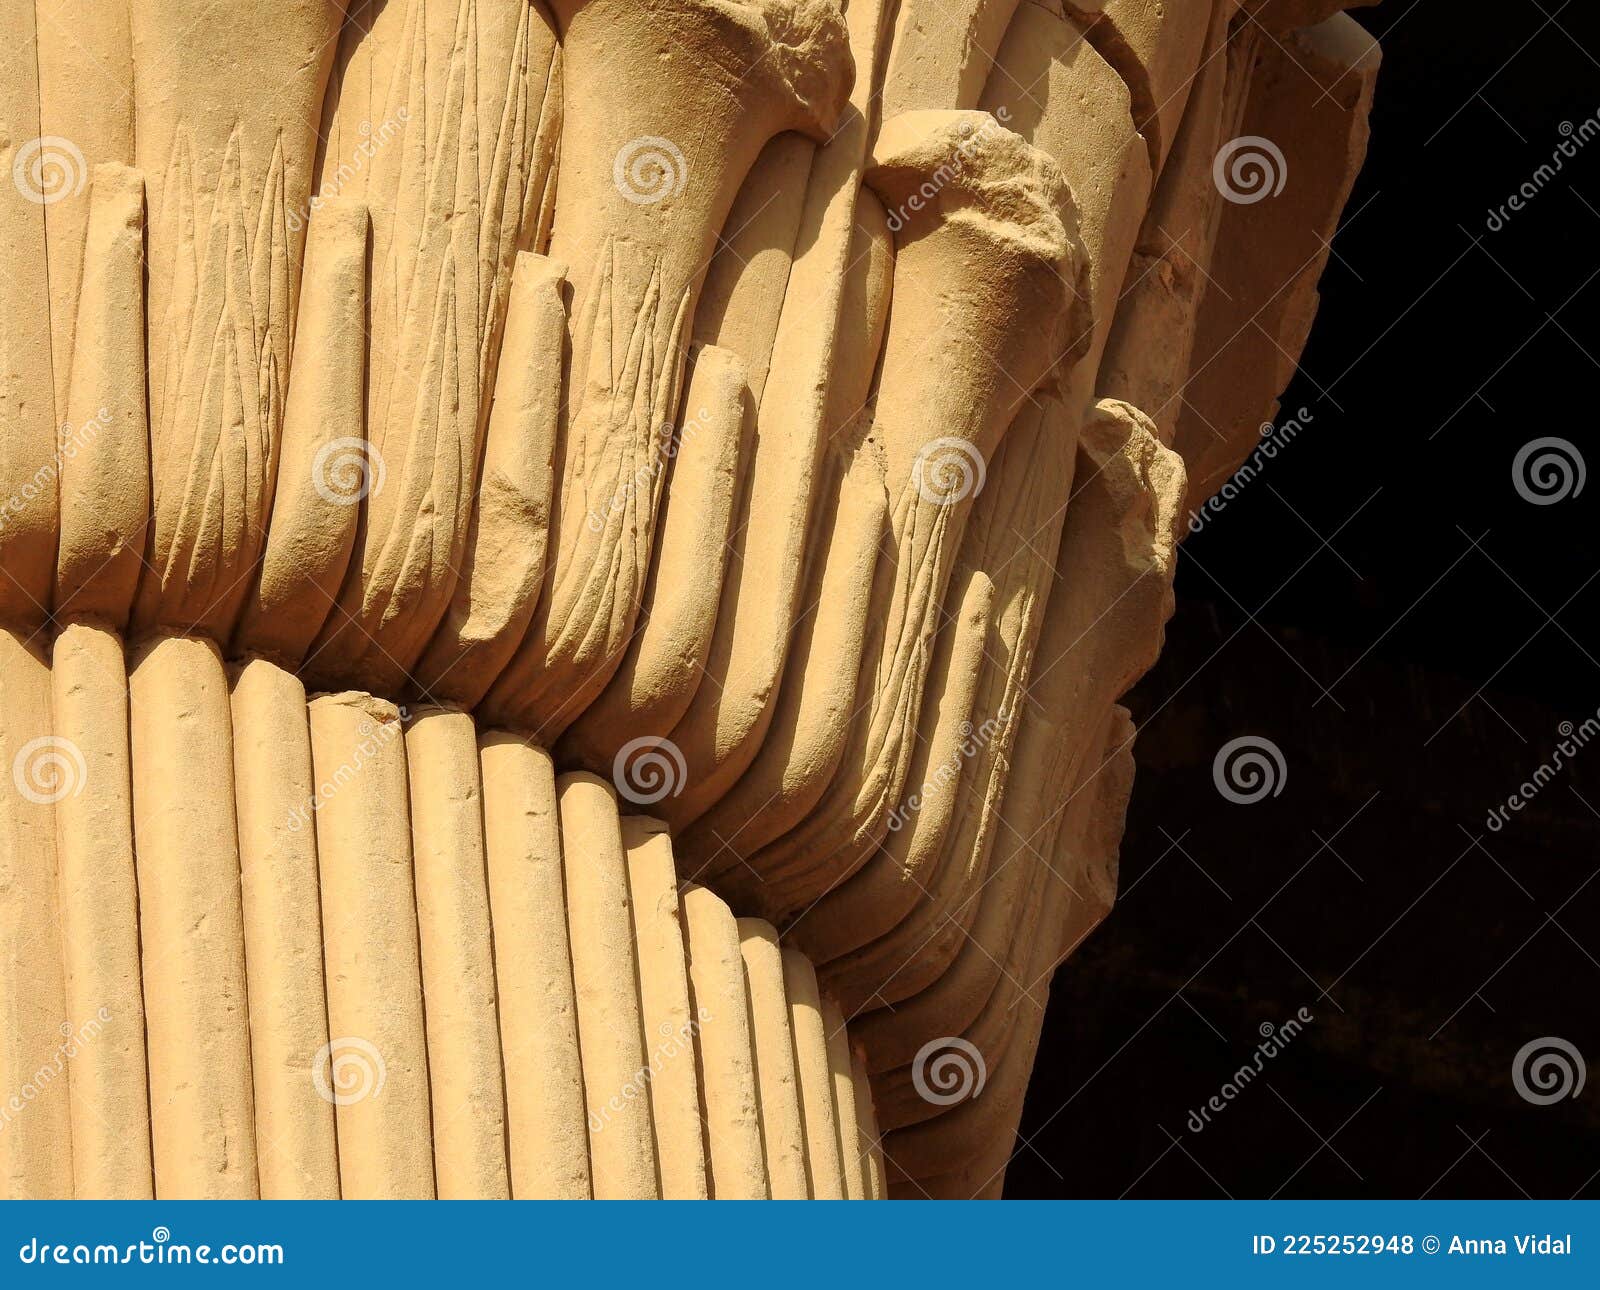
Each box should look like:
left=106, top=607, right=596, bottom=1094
left=1008, top=0, right=1600, bottom=1198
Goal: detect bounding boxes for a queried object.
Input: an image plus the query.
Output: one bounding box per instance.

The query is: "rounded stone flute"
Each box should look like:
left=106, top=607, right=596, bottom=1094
left=738, top=919, right=810, bottom=1200
left=308, top=693, right=434, bottom=1199
left=622, top=818, right=709, bottom=1200
left=682, top=884, right=768, bottom=1199
left=406, top=708, right=510, bottom=1199
left=129, top=635, right=257, bottom=1198
left=229, top=658, right=338, bottom=1199
left=51, top=624, right=151, bottom=1199
left=783, top=947, right=847, bottom=1199
left=0, top=629, right=75, bottom=1198
left=479, top=735, right=590, bottom=1200
left=557, top=772, right=658, bottom=1199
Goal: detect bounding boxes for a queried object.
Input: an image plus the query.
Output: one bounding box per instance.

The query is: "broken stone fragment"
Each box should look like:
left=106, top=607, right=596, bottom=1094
left=1240, top=0, right=1380, bottom=33
left=1174, top=13, right=1379, bottom=515
left=1064, top=0, right=1213, bottom=176
left=879, top=0, right=1023, bottom=117
left=1098, top=0, right=1245, bottom=446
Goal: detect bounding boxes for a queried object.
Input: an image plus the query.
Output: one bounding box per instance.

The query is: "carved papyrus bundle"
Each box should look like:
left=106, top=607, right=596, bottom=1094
left=0, top=0, right=1378, bottom=1198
